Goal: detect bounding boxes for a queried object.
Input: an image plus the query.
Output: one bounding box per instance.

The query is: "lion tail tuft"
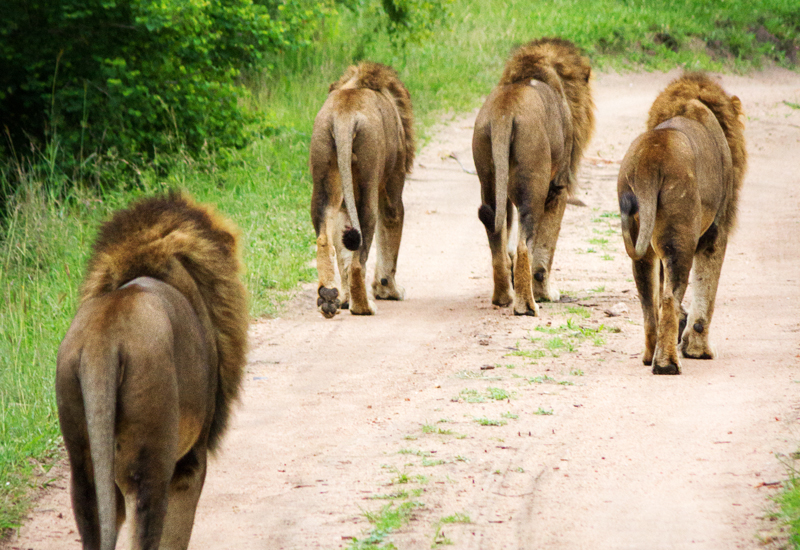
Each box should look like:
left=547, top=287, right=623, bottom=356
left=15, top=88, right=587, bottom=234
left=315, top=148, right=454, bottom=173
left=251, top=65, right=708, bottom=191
left=478, top=204, right=495, bottom=231
left=343, top=227, right=361, bottom=251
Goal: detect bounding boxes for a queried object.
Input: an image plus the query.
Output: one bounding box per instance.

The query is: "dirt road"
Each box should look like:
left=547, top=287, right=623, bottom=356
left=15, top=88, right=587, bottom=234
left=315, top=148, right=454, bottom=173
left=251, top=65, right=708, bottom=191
left=5, top=69, right=800, bottom=550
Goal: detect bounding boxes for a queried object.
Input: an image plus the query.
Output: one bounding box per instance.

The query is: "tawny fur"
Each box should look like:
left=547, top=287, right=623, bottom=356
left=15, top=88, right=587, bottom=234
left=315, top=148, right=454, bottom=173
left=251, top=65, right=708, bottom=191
left=81, top=193, right=249, bottom=450
left=646, top=71, right=747, bottom=230
left=473, top=37, right=595, bottom=315
left=617, top=72, right=747, bottom=374
left=330, top=62, right=416, bottom=173
left=499, top=37, right=595, bottom=189
left=310, top=61, right=415, bottom=317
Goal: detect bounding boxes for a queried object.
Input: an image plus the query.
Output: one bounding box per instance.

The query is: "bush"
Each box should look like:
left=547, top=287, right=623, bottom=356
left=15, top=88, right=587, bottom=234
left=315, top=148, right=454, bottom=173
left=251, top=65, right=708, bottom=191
left=0, top=0, right=325, bottom=176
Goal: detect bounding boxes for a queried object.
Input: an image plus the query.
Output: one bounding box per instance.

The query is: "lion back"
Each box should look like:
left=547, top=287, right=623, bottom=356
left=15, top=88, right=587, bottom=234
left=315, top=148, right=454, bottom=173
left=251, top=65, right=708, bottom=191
left=499, top=37, right=595, bottom=180
left=329, top=61, right=416, bottom=174
left=647, top=72, right=747, bottom=228
left=81, top=193, right=249, bottom=452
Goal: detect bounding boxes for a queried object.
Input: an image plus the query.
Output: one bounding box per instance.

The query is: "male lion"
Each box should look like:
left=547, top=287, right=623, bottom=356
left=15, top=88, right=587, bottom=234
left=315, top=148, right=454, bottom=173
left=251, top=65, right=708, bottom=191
left=473, top=37, right=595, bottom=315
left=56, top=193, right=249, bottom=549
left=617, top=72, right=746, bottom=374
left=309, top=61, right=415, bottom=318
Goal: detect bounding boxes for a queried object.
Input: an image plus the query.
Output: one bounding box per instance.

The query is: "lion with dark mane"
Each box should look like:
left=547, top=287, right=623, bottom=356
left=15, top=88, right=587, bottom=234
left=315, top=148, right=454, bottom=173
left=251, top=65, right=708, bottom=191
left=473, top=37, right=595, bottom=315
left=310, top=61, right=415, bottom=318
left=617, top=72, right=746, bottom=374
left=56, top=193, right=249, bottom=549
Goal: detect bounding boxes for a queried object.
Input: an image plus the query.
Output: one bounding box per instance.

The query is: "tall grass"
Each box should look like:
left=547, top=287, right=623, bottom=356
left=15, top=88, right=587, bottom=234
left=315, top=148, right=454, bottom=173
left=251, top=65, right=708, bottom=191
left=2, top=0, right=798, bottom=538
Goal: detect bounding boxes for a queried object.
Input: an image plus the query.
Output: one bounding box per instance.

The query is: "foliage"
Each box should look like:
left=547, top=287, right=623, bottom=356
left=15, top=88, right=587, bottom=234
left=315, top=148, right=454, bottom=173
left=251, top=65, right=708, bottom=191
left=0, top=0, right=326, bottom=182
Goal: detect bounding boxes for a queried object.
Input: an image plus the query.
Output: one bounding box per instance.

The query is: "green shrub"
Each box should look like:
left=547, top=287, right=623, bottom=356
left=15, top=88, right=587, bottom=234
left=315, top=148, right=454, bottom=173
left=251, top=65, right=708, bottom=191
left=0, top=0, right=325, bottom=178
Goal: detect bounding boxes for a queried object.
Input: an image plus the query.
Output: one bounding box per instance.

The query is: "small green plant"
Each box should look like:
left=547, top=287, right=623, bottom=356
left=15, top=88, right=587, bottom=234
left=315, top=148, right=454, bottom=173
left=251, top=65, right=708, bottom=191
left=528, top=375, right=556, bottom=384
left=590, top=285, right=606, bottom=293
left=501, top=411, right=519, bottom=420
left=473, top=417, right=507, bottom=426
left=534, top=408, right=554, bottom=416
left=422, top=457, right=446, bottom=467
left=602, top=253, right=614, bottom=261
left=398, top=449, right=431, bottom=457
left=455, top=455, right=469, bottom=462
left=452, top=389, right=485, bottom=403
left=486, top=387, right=511, bottom=401
left=508, top=348, right=546, bottom=359
left=570, top=368, right=584, bottom=376
left=371, top=490, right=410, bottom=500
left=349, top=501, right=422, bottom=550
left=588, top=237, right=609, bottom=246
left=432, top=512, right=471, bottom=547
left=566, top=306, right=591, bottom=318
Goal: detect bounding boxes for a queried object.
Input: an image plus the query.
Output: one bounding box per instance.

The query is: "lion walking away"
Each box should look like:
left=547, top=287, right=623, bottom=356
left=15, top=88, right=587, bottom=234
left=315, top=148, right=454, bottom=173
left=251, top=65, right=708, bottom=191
left=56, top=193, right=249, bottom=549
left=473, top=37, right=595, bottom=316
left=310, top=61, right=415, bottom=318
left=617, top=72, right=747, bottom=374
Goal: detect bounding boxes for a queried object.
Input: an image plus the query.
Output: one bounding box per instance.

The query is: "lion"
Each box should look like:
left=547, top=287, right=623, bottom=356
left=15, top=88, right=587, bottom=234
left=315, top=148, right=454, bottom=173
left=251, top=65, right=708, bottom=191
left=309, top=61, right=415, bottom=318
left=473, top=37, right=595, bottom=315
left=617, top=72, right=746, bottom=374
left=56, top=193, right=249, bottom=549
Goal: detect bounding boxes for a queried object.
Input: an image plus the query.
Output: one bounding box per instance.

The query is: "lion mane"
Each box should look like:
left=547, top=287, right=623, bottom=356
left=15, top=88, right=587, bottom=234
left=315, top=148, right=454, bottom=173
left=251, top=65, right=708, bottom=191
left=80, top=192, right=249, bottom=450
left=499, top=37, right=595, bottom=189
left=646, top=71, right=747, bottom=229
left=329, top=61, right=416, bottom=174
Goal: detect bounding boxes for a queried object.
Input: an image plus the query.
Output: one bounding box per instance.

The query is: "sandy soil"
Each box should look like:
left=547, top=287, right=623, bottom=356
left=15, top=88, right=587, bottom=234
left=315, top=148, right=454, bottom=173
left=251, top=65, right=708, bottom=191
left=4, top=68, right=800, bottom=550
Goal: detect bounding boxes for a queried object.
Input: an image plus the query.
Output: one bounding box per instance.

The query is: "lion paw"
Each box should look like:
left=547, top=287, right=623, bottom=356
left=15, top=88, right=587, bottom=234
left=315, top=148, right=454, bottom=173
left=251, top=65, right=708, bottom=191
left=652, top=362, right=681, bottom=375
left=513, top=296, right=539, bottom=317
left=492, top=290, right=514, bottom=307
left=680, top=329, right=715, bottom=360
left=350, top=298, right=377, bottom=316
left=652, top=344, right=682, bottom=374
left=317, top=287, right=341, bottom=319
left=373, top=278, right=405, bottom=301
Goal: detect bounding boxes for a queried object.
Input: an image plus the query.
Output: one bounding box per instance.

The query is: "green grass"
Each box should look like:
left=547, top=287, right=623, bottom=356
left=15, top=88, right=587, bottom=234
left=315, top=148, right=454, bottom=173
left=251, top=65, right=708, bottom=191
left=432, top=513, right=471, bottom=547
left=473, top=417, right=507, bottom=427
left=3, top=0, right=800, bottom=537
left=348, top=501, right=423, bottom=550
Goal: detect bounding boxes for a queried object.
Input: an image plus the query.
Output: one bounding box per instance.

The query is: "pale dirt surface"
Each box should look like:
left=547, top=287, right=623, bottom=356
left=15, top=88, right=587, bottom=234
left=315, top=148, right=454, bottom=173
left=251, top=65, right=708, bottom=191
left=4, top=69, right=800, bottom=550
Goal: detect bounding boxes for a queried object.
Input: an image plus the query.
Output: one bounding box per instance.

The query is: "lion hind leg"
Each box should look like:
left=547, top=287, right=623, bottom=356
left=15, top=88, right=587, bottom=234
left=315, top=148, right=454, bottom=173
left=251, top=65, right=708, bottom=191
left=316, top=207, right=341, bottom=319
left=651, top=251, right=691, bottom=375
left=681, top=227, right=727, bottom=360
left=59, top=396, right=104, bottom=550
left=348, top=255, right=376, bottom=315
left=482, top=200, right=514, bottom=307
left=159, top=447, right=207, bottom=550
left=373, top=176, right=406, bottom=301
left=512, top=239, right=538, bottom=316
left=531, top=190, right=568, bottom=302
left=632, top=248, right=660, bottom=366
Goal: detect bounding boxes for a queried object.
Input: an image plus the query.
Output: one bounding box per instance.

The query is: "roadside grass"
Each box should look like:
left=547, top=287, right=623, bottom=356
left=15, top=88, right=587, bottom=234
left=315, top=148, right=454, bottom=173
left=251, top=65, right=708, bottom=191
left=347, top=501, right=423, bottom=550
left=432, top=513, right=471, bottom=547
left=3, top=0, right=800, bottom=539
left=775, top=458, right=800, bottom=547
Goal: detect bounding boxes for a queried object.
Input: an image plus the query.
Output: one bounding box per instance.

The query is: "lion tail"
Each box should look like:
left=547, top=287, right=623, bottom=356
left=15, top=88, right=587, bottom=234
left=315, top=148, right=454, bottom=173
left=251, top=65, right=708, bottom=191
left=80, top=342, right=120, bottom=550
left=333, top=113, right=362, bottom=251
left=619, top=182, right=657, bottom=261
left=481, top=114, right=513, bottom=235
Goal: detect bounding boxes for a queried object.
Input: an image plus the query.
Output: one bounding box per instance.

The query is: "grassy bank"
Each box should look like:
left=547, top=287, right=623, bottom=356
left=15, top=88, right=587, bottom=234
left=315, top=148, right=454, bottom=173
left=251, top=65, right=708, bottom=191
left=2, top=0, right=799, bottom=539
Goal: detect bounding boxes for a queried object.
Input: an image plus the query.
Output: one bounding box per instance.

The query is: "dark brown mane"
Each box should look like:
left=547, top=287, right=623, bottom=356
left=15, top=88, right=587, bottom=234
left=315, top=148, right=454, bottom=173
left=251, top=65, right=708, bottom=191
left=82, top=192, right=249, bottom=451
left=499, top=37, right=595, bottom=186
left=647, top=72, right=747, bottom=228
